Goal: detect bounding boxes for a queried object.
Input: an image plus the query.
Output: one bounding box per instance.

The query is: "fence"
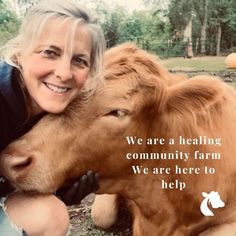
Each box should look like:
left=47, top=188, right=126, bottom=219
left=117, top=37, right=236, bottom=59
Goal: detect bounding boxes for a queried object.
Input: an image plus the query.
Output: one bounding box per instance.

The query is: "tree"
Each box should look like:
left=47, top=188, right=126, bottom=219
left=0, top=0, right=20, bottom=46
left=168, top=0, right=193, bottom=34
left=102, top=11, right=121, bottom=47
left=208, top=0, right=236, bottom=55
left=193, top=0, right=208, bottom=54
left=95, top=3, right=127, bottom=48
left=4, top=0, right=36, bottom=16
left=119, top=14, right=142, bottom=43
left=167, top=0, right=236, bottom=55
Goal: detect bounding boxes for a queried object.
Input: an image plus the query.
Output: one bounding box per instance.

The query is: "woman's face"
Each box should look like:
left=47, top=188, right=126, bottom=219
left=19, top=18, right=92, bottom=115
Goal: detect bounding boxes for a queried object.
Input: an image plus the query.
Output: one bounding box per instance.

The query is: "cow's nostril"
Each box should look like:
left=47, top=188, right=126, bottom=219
left=11, top=157, right=33, bottom=172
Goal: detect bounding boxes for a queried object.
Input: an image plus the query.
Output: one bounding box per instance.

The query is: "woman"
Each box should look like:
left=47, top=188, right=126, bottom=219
left=0, top=0, right=105, bottom=235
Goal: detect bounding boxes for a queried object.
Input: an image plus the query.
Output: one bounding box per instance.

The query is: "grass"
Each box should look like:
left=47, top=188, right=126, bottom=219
left=162, top=56, right=236, bottom=89
left=162, top=56, right=227, bottom=71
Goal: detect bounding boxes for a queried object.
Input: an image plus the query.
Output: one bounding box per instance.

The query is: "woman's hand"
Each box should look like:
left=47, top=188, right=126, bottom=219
left=56, top=171, right=99, bottom=205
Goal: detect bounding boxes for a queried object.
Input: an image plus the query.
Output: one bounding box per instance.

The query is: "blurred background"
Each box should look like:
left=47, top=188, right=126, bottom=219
left=1, top=0, right=236, bottom=58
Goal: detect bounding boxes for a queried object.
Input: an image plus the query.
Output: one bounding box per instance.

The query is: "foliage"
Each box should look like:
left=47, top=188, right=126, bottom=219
left=0, top=0, right=20, bottom=46
left=0, top=0, right=236, bottom=57
left=208, top=0, right=236, bottom=52
left=168, top=0, right=193, bottom=32
left=167, top=0, right=236, bottom=55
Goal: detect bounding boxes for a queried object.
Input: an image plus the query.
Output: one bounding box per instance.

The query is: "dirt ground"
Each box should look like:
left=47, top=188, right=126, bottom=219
left=68, top=194, right=132, bottom=236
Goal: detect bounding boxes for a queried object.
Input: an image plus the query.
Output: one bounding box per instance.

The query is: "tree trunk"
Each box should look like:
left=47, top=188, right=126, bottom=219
left=200, top=0, right=208, bottom=54
left=183, top=13, right=192, bottom=42
left=195, top=38, right=199, bottom=53
left=216, top=23, right=222, bottom=56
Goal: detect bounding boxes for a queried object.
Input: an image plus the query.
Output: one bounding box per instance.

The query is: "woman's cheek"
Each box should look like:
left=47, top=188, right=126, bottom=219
left=75, top=70, right=90, bottom=89
left=22, top=61, right=47, bottom=80
left=31, top=61, right=54, bottom=78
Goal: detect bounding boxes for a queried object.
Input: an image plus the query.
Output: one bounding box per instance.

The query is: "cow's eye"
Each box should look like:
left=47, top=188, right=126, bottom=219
left=106, top=109, right=127, bottom=118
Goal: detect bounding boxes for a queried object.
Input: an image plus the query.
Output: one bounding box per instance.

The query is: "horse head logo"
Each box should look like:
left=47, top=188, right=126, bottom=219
left=200, top=191, right=225, bottom=216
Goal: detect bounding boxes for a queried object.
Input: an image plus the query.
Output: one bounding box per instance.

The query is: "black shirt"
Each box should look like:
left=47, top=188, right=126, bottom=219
left=0, top=62, right=46, bottom=197
left=0, top=62, right=43, bottom=151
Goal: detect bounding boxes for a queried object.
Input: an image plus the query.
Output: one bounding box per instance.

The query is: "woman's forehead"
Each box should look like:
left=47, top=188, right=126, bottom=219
left=34, top=17, right=92, bottom=54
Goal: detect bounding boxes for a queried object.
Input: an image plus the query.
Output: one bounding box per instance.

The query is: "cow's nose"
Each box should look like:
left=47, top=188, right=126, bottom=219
left=2, top=155, right=34, bottom=180
left=11, top=156, right=33, bottom=172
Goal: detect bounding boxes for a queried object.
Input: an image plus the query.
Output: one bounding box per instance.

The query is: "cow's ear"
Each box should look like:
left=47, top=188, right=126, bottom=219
left=165, top=76, right=222, bottom=113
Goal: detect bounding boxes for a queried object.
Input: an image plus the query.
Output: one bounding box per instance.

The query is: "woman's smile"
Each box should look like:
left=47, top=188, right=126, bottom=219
left=42, top=81, right=71, bottom=94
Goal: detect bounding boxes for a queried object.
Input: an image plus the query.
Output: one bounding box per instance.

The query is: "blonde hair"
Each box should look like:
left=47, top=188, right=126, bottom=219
left=1, top=0, right=105, bottom=81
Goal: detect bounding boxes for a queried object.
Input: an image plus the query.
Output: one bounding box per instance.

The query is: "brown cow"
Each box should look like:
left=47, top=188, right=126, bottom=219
left=1, top=43, right=236, bottom=236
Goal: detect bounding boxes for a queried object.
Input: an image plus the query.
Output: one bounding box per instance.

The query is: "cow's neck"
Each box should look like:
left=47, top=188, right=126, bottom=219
left=99, top=174, right=166, bottom=216
left=99, top=175, right=215, bottom=235
left=100, top=174, right=181, bottom=234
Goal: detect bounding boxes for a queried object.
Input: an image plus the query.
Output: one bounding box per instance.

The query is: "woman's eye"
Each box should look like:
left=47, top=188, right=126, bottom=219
left=74, top=57, right=89, bottom=67
left=42, top=49, right=58, bottom=58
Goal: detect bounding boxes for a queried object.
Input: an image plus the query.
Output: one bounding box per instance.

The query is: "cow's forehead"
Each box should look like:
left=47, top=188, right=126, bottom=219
left=68, top=77, right=143, bottom=118
left=92, top=78, right=139, bottom=109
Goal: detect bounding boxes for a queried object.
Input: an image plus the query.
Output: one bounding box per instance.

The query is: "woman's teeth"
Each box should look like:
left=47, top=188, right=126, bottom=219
left=44, top=82, right=70, bottom=93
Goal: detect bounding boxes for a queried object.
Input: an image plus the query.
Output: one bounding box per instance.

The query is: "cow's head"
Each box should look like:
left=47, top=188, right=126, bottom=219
left=0, top=43, right=220, bottom=195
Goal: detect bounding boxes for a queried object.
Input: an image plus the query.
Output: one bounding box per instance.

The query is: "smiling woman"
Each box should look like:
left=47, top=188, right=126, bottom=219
left=0, top=0, right=105, bottom=235
left=2, top=2, right=105, bottom=116
left=19, top=18, right=92, bottom=114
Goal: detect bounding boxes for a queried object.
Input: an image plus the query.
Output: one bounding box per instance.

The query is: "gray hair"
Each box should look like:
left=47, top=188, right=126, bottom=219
left=1, top=0, right=105, bottom=81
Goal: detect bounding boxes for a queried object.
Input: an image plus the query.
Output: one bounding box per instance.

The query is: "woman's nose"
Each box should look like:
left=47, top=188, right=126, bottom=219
left=54, top=59, right=73, bottom=81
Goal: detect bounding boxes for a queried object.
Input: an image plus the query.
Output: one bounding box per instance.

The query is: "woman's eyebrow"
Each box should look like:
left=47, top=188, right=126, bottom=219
left=74, top=53, right=90, bottom=59
left=47, top=45, right=62, bottom=52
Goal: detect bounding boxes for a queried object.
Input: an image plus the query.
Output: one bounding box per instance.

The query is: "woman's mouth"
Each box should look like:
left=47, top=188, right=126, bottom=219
left=43, top=82, right=71, bottom=94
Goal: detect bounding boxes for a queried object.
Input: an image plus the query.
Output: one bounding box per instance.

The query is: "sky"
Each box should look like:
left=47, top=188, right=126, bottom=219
left=103, top=0, right=147, bottom=12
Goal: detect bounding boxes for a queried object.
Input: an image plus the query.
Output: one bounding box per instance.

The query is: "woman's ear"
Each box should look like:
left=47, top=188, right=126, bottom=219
left=165, top=76, right=222, bottom=114
left=14, top=52, right=23, bottom=69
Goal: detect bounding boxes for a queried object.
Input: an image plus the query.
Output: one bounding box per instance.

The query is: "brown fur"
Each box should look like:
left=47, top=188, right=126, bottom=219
left=1, top=43, right=236, bottom=235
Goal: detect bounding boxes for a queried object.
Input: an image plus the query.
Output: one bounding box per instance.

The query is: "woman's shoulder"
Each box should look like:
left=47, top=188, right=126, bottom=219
left=0, top=62, right=28, bottom=151
left=0, top=61, right=13, bottom=75
left=0, top=61, right=13, bottom=90
left=0, top=61, right=27, bottom=122
left=0, top=61, right=15, bottom=109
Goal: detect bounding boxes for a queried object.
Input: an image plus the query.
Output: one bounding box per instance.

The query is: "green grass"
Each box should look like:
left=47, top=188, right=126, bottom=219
left=162, top=56, right=227, bottom=71
left=162, top=56, right=236, bottom=89
left=231, top=81, right=236, bottom=89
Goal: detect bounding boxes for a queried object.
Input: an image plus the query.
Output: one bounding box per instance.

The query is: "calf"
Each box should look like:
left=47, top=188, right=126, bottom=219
left=1, top=43, right=236, bottom=235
